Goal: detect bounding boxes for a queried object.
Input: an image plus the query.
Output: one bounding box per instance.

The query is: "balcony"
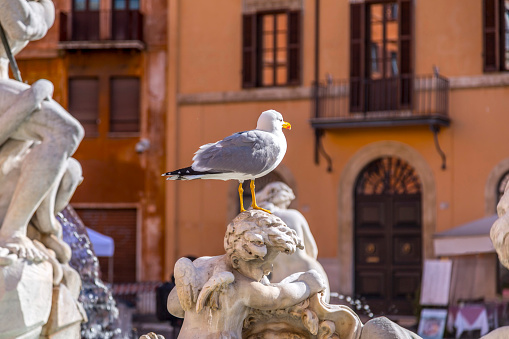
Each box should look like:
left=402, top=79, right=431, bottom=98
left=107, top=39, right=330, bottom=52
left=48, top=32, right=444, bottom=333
left=59, top=10, right=144, bottom=50
left=311, top=74, right=450, bottom=129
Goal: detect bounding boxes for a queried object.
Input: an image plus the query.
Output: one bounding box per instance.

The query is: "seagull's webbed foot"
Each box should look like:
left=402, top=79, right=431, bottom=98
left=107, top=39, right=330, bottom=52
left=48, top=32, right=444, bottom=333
left=250, top=180, right=271, bottom=213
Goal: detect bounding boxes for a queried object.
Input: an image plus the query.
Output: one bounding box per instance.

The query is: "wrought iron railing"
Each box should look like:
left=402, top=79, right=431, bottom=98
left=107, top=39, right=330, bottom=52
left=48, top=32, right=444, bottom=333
left=312, top=75, right=449, bottom=122
left=59, top=10, right=143, bottom=42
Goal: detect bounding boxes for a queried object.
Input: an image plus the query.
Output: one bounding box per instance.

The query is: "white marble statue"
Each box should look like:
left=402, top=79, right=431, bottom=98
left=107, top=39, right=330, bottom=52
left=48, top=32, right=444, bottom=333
left=167, top=210, right=327, bottom=339
left=167, top=210, right=422, bottom=339
left=0, top=1, right=86, bottom=337
left=491, top=181, right=509, bottom=268
left=0, top=0, right=84, bottom=263
left=257, top=182, right=331, bottom=302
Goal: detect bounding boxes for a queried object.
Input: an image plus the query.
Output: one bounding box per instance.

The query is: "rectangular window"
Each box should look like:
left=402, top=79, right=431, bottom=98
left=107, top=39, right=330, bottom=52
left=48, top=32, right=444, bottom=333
left=110, top=77, right=140, bottom=133
left=483, top=0, right=509, bottom=71
left=349, top=0, right=412, bottom=112
left=69, top=77, right=99, bottom=137
left=74, top=207, right=138, bottom=283
left=242, top=10, right=301, bottom=88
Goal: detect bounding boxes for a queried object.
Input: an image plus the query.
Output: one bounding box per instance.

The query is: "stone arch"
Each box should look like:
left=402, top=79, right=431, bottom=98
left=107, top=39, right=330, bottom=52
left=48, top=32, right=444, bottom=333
left=337, top=141, right=436, bottom=295
left=485, top=158, right=509, bottom=215
left=226, top=163, right=298, bottom=222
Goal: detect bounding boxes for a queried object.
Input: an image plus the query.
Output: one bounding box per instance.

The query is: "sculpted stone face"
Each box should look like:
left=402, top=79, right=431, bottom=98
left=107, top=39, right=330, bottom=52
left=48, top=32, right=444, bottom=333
left=234, top=247, right=279, bottom=281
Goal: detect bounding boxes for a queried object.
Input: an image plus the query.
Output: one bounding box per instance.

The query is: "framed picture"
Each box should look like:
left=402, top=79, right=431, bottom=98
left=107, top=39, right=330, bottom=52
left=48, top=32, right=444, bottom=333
left=418, top=308, right=448, bottom=339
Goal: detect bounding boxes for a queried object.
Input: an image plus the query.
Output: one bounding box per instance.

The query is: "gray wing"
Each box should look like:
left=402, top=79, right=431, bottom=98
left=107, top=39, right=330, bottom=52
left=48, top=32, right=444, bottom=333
left=192, top=130, right=281, bottom=175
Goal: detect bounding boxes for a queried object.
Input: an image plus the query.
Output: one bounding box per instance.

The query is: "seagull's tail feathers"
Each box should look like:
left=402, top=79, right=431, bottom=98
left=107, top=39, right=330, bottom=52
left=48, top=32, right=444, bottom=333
left=162, top=166, right=218, bottom=180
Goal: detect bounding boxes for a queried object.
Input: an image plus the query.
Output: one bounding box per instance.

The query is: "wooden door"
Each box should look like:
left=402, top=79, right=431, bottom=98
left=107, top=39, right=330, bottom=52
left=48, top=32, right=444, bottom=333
left=354, top=157, right=422, bottom=316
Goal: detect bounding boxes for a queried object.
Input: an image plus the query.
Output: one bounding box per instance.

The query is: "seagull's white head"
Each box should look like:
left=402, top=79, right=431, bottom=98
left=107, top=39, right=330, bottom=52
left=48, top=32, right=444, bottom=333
left=256, top=110, right=291, bottom=133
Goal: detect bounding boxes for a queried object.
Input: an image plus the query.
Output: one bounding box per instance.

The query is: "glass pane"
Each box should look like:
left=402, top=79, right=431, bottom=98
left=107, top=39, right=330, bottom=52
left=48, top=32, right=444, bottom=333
left=370, top=22, right=383, bottom=43
left=89, top=0, right=99, bottom=10
left=263, top=15, right=274, bottom=32
left=263, top=32, right=274, bottom=50
left=74, top=0, right=86, bottom=11
left=386, top=3, right=398, bottom=21
left=276, top=66, right=287, bottom=85
left=130, top=0, right=140, bottom=9
left=276, top=49, right=287, bottom=65
left=370, top=4, right=383, bottom=24
left=263, top=51, right=274, bottom=66
left=276, top=13, right=287, bottom=31
left=114, top=0, right=126, bottom=10
left=263, top=67, right=274, bottom=86
left=388, top=51, right=399, bottom=76
left=277, top=32, right=287, bottom=49
left=386, top=21, right=398, bottom=41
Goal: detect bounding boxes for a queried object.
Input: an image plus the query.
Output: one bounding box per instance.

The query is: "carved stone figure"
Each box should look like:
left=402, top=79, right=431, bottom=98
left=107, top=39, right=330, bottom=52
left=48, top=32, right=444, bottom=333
left=0, top=0, right=84, bottom=263
left=167, top=210, right=327, bottom=338
left=257, top=182, right=331, bottom=301
left=167, top=210, right=421, bottom=339
left=0, top=1, right=86, bottom=337
left=491, top=181, right=509, bottom=268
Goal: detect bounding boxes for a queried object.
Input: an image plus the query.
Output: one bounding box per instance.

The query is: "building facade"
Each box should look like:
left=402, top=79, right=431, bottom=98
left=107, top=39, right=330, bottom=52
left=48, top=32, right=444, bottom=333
left=164, top=0, right=509, bottom=317
left=16, top=0, right=509, bottom=318
left=17, top=0, right=168, bottom=283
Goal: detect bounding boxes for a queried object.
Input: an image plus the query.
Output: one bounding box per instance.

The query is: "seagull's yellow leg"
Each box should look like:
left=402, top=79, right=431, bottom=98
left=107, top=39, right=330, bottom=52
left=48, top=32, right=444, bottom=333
left=239, top=182, right=246, bottom=212
left=250, top=180, right=271, bottom=213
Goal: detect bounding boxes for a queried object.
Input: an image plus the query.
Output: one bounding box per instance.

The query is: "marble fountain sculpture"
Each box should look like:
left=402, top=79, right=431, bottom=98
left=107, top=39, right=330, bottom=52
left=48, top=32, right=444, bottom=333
left=0, top=0, right=87, bottom=337
left=165, top=210, right=421, bottom=339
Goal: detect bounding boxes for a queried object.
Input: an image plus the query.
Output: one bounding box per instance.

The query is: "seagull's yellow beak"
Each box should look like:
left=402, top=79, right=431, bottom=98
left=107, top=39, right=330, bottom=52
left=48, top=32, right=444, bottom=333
left=282, top=121, right=291, bottom=130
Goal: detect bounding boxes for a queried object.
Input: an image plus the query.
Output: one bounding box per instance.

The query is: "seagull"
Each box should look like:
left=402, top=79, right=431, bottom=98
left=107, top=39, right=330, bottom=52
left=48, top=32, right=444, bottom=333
left=162, top=109, right=291, bottom=213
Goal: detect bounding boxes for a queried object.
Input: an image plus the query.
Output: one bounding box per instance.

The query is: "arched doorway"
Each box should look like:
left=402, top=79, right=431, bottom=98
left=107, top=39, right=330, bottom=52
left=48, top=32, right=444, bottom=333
left=354, top=156, right=422, bottom=316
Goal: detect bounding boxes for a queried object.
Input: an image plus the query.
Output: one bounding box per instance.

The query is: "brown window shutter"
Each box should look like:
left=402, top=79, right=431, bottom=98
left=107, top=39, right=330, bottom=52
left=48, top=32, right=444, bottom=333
left=242, top=14, right=257, bottom=88
left=350, top=3, right=365, bottom=112
left=75, top=208, right=138, bottom=283
left=69, top=77, right=99, bottom=137
left=483, top=0, right=501, bottom=71
left=399, top=0, right=413, bottom=107
left=288, top=10, right=302, bottom=85
left=110, top=77, right=140, bottom=133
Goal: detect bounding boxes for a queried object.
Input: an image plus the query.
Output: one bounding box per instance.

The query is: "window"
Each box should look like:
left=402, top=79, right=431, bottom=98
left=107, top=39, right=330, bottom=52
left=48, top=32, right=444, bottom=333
left=75, top=207, right=138, bottom=283
left=242, top=10, right=301, bottom=88
left=72, top=0, right=100, bottom=40
left=350, top=0, right=413, bottom=112
left=110, top=77, right=140, bottom=133
left=483, top=0, right=509, bottom=71
left=69, top=77, right=99, bottom=137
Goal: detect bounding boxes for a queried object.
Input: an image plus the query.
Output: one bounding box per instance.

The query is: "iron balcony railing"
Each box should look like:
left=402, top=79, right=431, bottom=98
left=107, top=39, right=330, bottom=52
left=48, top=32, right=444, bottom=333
left=312, top=74, right=450, bottom=127
left=59, top=10, right=143, bottom=42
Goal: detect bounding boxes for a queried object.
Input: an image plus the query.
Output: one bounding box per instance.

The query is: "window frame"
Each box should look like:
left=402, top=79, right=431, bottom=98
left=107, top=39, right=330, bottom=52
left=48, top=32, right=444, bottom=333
left=242, top=9, right=302, bottom=88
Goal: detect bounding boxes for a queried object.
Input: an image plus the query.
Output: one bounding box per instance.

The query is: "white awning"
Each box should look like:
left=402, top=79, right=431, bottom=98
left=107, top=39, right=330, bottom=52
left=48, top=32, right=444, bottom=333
left=86, top=227, right=115, bottom=257
left=433, top=214, right=498, bottom=256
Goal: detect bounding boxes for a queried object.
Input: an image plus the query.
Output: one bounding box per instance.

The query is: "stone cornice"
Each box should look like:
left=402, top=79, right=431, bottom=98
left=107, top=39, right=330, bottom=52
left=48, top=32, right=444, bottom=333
left=177, top=74, right=509, bottom=105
